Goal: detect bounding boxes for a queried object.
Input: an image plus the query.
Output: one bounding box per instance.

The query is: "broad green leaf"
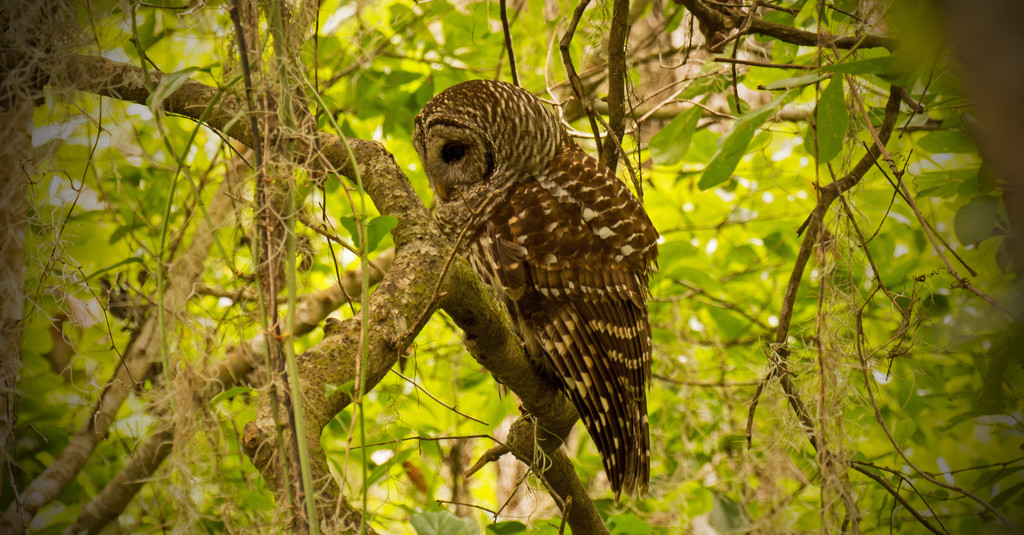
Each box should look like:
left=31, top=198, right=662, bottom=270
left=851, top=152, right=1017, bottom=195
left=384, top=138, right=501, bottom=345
left=916, top=131, right=976, bottom=153
left=410, top=511, right=478, bottom=535
left=669, top=266, right=720, bottom=294
left=699, top=91, right=791, bottom=189
left=953, top=196, right=1000, bottom=245
left=915, top=169, right=977, bottom=198
left=326, top=381, right=355, bottom=397
left=485, top=521, right=528, bottom=534
left=209, top=386, right=253, bottom=406
left=820, top=56, right=908, bottom=77
left=148, top=67, right=202, bottom=112
left=20, top=321, right=54, bottom=355
left=990, top=480, right=1024, bottom=509
left=978, top=160, right=997, bottom=193
left=386, top=69, right=424, bottom=85
left=83, top=257, right=145, bottom=282
left=366, top=215, right=399, bottom=252
left=366, top=448, right=414, bottom=486
left=608, top=512, right=655, bottom=534
left=972, top=464, right=1024, bottom=489
left=649, top=103, right=702, bottom=166
left=239, top=489, right=275, bottom=511
left=761, top=73, right=826, bottom=90
left=803, top=76, right=848, bottom=164
left=134, top=11, right=160, bottom=49
left=957, top=516, right=984, bottom=534
left=340, top=215, right=398, bottom=252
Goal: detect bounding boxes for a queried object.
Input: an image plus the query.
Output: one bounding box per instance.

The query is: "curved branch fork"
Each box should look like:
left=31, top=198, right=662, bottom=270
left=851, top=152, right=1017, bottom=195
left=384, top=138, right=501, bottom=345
left=241, top=138, right=608, bottom=533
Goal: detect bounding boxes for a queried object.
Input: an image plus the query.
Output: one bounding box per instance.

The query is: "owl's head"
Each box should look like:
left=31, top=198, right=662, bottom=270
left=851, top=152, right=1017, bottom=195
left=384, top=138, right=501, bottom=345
left=413, top=80, right=564, bottom=202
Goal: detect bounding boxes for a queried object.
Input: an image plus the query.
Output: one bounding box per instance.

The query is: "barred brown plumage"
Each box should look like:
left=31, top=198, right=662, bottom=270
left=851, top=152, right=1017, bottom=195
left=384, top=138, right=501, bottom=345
left=413, top=79, right=659, bottom=499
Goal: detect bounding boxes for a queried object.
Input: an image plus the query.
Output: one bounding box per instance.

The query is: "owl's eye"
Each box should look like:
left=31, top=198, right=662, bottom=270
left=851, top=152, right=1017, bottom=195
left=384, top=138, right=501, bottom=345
left=441, top=142, right=467, bottom=163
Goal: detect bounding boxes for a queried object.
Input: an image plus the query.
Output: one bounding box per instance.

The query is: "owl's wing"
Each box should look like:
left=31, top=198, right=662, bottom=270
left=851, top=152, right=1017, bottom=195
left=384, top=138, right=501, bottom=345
left=478, top=149, right=657, bottom=497
left=517, top=149, right=658, bottom=393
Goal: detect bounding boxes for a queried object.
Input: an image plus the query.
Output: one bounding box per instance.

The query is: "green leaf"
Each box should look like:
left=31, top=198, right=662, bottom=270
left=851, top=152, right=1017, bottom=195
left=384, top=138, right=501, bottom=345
left=916, top=131, right=976, bottom=153
left=485, top=521, right=528, bottom=534
left=366, top=215, right=399, bottom=252
left=990, top=480, right=1024, bottom=509
left=148, top=67, right=202, bottom=112
left=803, top=76, right=848, bottom=163
left=608, top=512, right=655, bottom=534
left=707, top=308, right=750, bottom=340
left=83, top=257, right=145, bottom=282
left=326, top=381, right=355, bottom=397
left=340, top=215, right=398, bottom=252
left=915, top=169, right=976, bottom=198
left=239, top=489, right=275, bottom=510
left=953, top=196, right=1000, bottom=245
left=366, top=448, right=414, bottom=486
left=649, top=103, right=702, bottom=166
left=708, top=492, right=748, bottom=533
left=668, top=266, right=720, bottom=294
left=338, top=215, right=358, bottom=245
left=820, top=56, right=907, bottom=77
left=410, top=511, right=478, bottom=535
left=699, top=91, right=791, bottom=189
left=761, top=73, right=826, bottom=90
left=134, top=11, right=160, bottom=49
left=209, top=386, right=253, bottom=406
left=977, top=159, right=997, bottom=193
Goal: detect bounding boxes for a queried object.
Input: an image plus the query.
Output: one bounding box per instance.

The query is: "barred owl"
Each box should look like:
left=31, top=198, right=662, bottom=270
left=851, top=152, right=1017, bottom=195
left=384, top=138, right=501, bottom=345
left=413, top=79, right=659, bottom=498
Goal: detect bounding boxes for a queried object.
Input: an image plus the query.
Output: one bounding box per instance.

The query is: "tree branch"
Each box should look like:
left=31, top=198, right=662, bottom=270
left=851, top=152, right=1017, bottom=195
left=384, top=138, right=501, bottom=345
left=675, top=0, right=899, bottom=51
left=32, top=54, right=609, bottom=534
left=600, top=0, right=630, bottom=174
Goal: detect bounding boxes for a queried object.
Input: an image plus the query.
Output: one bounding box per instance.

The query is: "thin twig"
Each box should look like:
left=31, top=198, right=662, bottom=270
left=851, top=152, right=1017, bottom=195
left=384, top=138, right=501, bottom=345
left=389, top=369, right=489, bottom=426
left=499, top=0, right=520, bottom=86
left=676, top=0, right=899, bottom=51
left=599, top=0, right=630, bottom=173
left=465, top=444, right=511, bottom=478
left=713, top=57, right=816, bottom=70
left=851, top=464, right=947, bottom=534
left=228, top=2, right=263, bottom=168
left=857, top=143, right=977, bottom=276
left=852, top=459, right=951, bottom=530
left=824, top=1, right=862, bottom=22
left=435, top=499, right=497, bottom=516
left=559, top=0, right=603, bottom=154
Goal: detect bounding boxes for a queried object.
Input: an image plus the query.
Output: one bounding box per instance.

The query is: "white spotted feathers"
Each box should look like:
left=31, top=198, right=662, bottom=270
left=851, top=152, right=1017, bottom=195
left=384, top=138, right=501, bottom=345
left=414, top=79, right=659, bottom=500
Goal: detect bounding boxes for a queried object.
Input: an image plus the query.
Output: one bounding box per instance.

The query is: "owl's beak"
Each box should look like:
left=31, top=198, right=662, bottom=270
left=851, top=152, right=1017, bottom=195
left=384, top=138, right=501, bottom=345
left=434, top=181, right=451, bottom=201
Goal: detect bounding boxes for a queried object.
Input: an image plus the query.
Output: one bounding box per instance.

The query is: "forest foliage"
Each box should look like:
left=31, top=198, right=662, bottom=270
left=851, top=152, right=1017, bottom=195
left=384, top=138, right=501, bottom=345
left=2, top=0, right=1023, bottom=534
